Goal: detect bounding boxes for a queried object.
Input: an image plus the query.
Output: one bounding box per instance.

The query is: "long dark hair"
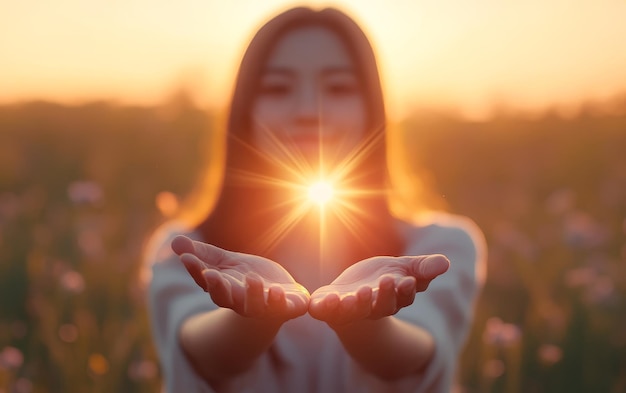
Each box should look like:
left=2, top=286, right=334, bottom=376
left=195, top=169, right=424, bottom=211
left=197, top=7, right=403, bottom=263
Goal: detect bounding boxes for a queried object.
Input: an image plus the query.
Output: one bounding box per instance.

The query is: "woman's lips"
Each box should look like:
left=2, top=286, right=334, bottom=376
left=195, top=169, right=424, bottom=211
left=291, top=134, right=319, bottom=144
left=289, top=133, right=339, bottom=146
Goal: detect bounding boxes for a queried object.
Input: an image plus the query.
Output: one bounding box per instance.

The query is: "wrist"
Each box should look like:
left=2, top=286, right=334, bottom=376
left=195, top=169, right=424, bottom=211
left=236, top=310, right=287, bottom=332
left=328, top=315, right=391, bottom=336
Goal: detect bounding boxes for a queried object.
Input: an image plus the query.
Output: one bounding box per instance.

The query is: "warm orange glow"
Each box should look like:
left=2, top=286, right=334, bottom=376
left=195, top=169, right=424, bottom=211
left=2, top=1, right=626, bottom=119
left=307, top=180, right=335, bottom=207
left=227, top=123, right=385, bottom=252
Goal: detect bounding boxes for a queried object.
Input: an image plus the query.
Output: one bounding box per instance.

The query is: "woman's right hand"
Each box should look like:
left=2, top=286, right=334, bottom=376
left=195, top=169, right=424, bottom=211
left=171, top=235, right=310, bottom=322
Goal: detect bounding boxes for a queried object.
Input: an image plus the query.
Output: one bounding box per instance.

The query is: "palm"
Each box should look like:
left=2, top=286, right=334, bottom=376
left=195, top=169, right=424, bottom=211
left=171, top=235, right=310, bottom=321
left=309, top=254, right=449, bottom=326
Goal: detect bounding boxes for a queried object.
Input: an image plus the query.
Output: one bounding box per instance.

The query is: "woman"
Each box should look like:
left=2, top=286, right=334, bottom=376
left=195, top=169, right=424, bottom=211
left=146, top=6, right=486, bottom=393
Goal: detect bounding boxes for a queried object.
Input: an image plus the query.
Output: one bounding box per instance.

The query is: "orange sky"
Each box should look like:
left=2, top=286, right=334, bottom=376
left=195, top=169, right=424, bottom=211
left=2, top=0, right=626, bottom=119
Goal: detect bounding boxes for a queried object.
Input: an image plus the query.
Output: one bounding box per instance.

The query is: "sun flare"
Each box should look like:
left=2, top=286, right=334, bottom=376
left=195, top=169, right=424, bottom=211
left=307, top=180, right=335, bottom=207
left=229, top=122, right=386, bottom=252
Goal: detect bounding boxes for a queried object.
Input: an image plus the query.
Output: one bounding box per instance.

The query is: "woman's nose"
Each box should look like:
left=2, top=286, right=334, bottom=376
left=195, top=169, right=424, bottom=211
left=294, top=82, right=320, bottom=125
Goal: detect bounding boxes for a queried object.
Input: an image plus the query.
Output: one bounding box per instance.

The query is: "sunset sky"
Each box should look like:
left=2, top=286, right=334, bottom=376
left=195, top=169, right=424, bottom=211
left=2, top=0, right=626, bottom=119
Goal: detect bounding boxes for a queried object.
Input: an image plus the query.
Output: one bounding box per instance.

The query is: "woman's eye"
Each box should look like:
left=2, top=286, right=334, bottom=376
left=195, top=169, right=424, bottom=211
left=259, top=83, right=291, bottom=96
left=326, top=82, right=358, bottom=96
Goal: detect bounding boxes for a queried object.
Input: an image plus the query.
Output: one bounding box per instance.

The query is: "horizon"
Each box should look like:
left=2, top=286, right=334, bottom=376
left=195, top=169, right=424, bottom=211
left=2, top=0, right=626, bottom=121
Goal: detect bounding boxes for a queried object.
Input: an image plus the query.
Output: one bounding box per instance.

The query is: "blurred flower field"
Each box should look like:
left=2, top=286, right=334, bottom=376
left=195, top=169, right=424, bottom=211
left=0, top=95, right=625, bottom=392
left=402, top=103, right=626, bottom=393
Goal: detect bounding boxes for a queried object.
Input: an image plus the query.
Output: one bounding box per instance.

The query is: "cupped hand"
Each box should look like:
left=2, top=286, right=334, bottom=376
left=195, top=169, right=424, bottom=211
left=309, top=254, right=450, bottom=326
left=171, top=235, right=310, bottom=321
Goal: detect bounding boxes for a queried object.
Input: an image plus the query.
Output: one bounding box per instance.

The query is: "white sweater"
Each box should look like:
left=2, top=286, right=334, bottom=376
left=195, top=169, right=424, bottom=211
left=146, top=213, right=486, bottom=393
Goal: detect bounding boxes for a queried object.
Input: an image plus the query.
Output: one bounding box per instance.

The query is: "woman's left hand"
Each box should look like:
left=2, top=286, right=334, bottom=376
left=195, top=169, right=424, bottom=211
left=309, top=254, right=449, bottom=326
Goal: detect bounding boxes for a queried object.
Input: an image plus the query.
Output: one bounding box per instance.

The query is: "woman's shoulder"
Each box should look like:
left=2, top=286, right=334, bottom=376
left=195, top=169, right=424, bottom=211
left=395, top=211, right=486, bottom=259
left=396, top=211, right=482, bottom=239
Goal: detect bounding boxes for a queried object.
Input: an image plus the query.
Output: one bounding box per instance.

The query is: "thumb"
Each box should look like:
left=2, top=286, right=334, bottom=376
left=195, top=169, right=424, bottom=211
left=171, top=235, right=194, bottom=255
left=172, top=235, right=225, bottom=264
left=413, top=254, right=450, bottom=280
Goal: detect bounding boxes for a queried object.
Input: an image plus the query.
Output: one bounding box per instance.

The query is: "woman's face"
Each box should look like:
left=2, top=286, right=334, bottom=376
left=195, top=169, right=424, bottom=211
left=251, top=26, right=367, bottom=164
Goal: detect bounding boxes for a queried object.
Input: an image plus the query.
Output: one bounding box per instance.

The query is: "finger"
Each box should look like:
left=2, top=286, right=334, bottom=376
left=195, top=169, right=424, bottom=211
left=339, top=295, right=357, bottom=311
left=244, top=274, right=266, bottom=317
left=309, top=293, right=339, bottom=315
left=180, top=253, right=209, bottom=290
left=396, top=276, right=417, bottom=308
left=285, top=292, right=310, bottom=318
left=203, top=269, right=234, bottom=307
left=284, top=284, right=310, bottom=317
left=354, top=286, right=373, bottom=318
left=371, top=275, right=397, bottom=318
left=356, top=286, right=373, bottom=303
left=330, top=292, right=373, bottom=326
left=309, top=292, right=340, bottom=320
left=267, top=286, right=286, bottom=314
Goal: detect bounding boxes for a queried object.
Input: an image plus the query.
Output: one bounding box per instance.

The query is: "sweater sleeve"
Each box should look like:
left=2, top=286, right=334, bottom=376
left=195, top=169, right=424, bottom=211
left=394, top=214, right=487, bottom=392
left=146, top=226, right=218, bottom=393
